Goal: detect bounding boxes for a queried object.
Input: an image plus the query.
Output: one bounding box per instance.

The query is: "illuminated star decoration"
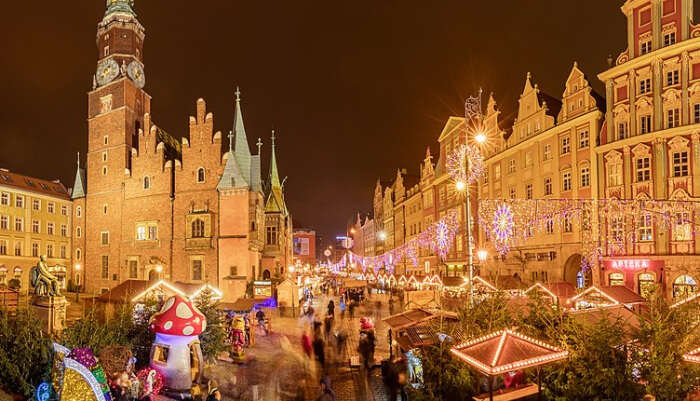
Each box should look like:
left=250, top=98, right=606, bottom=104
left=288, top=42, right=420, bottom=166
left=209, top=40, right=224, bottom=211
left=447, top=144, right=484, bottom=186
left=492, top=203, right=514, bottom=255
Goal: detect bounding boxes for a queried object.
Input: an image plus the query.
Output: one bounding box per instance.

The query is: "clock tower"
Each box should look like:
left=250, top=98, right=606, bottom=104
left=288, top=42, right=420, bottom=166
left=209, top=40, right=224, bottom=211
left=84, top=0, right=151, bottom=290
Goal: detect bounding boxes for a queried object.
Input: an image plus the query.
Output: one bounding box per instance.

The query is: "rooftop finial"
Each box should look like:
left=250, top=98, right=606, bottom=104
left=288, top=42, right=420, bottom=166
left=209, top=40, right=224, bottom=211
left=235, top=86, right=241, bottom=102
left=271, top=129, right=276, bottom=148
left=256, top=138, right=263, bottom=155
left=228, top=130, right=234, bottom=153
left=77, top=152, right=80, bottom=168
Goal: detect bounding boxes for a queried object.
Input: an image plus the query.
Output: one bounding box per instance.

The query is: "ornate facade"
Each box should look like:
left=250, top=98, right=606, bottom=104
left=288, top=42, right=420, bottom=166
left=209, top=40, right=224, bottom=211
left=74, top=0, right=279, bottom=301
left=350, top=0, right=700, bottom=302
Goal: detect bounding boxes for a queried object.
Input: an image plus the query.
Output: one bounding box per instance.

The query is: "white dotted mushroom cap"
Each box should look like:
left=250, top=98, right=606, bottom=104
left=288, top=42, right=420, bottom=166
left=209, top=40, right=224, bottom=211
left=149, top=295, right=206, bottom=336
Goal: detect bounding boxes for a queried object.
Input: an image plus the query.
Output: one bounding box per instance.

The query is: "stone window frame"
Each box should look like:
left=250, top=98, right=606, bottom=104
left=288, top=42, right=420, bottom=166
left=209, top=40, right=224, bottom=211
left=128, top=257, right=139, bottom=279
left=605, top=150, right=624, bottom=187
left=190, top=256, right=205, bottom=281
left=101, top=231, right=110, bottom=246
left=668, top=136, right=691, bottom=177
left=613, top=103, right=630, bottom=141
left=579, top=161, right=591, bottom=188
left=632, top=143, right=652, bottom=182
left=560, top=135, right=571, bottom=155
left=561, top=169, right=572, bottom=192
left=186, top=213, right=212, bottom=239
left=663, top=22, right=677, bottom=46
left=196, top=167, right=206, bottom=183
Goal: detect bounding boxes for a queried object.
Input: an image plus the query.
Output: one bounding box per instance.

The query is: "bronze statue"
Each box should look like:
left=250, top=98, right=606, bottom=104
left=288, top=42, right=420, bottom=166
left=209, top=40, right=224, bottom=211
left=30, top=256, right=62, bottom=297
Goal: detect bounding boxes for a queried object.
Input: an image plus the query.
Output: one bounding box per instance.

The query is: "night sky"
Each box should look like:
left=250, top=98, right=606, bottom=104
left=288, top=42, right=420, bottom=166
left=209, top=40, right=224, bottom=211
left=2, top=1, right=683, bottom=243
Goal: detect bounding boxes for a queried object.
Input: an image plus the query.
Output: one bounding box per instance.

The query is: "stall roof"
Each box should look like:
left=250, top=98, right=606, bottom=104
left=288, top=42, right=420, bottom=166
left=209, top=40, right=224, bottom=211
left=396, top=325, right=437, bottom=350
left=383, top=308, right=458, bottom=331
left=450, top=329, right=568, bottom=376
left=217, top=298, right=261, bottom=312
left=568, top=305, right=640, bottom=340
left=568, top=285, right=645, bottom=309
left=524, top=282, right=576, bottom=304
left=342, top=279, right=368, bottom=288
left=96, top=279, right=222, bottom=303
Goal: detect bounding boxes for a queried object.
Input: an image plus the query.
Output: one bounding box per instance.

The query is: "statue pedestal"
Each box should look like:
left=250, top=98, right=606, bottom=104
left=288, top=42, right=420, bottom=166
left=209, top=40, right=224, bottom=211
left=31, top=296, right=68, bottom=333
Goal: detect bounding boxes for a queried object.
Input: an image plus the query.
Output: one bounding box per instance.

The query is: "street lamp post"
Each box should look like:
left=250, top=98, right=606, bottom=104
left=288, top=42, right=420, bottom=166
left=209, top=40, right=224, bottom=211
left=457, top=89, right=487, bottom=306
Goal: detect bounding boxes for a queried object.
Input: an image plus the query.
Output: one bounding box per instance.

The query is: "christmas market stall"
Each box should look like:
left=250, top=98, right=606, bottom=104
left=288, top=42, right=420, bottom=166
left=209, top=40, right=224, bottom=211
left=451, top=329, right=568, bottom=401
left=382, top=308, right=458, bottom=387
left=523, top=282, right=576, bottom=307
left=567, top=285, right=646, bottom=311
left=94, top=279, right=222, bottom=320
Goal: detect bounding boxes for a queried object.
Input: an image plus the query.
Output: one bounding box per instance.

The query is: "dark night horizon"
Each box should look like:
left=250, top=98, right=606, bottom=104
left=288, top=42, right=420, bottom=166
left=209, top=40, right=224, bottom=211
left=3, top=0, right=668, bottom=243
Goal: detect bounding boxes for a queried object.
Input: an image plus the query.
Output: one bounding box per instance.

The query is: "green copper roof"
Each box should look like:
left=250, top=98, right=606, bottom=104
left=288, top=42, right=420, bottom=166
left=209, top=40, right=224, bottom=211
left=269, top=131, right=281, bottom=189
left=265, top=130, right=287, bottom=215
left=105, top=0, right=136, bottom=17
left=233, top=87, right=252, bottom=187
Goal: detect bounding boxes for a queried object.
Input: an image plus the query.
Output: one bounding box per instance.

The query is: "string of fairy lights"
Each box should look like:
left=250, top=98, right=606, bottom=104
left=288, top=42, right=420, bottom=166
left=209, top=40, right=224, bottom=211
left=330, top=210, right=461, bottom=272
left=478, top=198, right=700, bottom=270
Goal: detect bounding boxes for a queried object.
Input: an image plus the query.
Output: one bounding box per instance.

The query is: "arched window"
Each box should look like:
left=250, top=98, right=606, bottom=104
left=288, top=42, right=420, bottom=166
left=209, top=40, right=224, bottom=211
left=76, top=248, right=81, bottom=261
left=143, top=176, right=150, bottom=189
left=197, top=167, right=205, bottom=183
left=638, top=272, right=655, bottom=298
left=76, top=227, right=82, bottom=238
left=673, top=275, right=697, bottom=300
left=76, top=206, right=82, bottom=218
left=192, top=219, right=205, bottom=238
left=609, top=272, right=624, bottom=286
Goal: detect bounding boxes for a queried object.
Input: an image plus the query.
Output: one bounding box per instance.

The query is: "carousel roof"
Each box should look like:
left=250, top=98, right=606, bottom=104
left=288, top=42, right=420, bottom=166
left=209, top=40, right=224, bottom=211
left=450, top=329, right=568, bottom=376
left=683, top=346, right=700, bottom=363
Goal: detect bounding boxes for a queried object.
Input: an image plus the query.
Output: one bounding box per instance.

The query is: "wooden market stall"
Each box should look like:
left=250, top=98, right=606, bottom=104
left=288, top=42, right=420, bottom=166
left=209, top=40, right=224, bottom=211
left=451, top=329, right=568, bottom=401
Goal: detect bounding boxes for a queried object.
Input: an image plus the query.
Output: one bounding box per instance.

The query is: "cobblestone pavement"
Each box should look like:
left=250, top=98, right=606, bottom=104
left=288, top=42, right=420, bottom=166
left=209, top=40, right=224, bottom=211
left=203, top=291, right=397, bottom=400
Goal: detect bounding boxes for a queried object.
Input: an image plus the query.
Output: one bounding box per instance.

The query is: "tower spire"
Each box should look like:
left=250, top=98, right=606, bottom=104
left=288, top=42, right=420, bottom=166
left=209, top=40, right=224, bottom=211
left=269, top=129, right=281, bottom=188
left=232, top=86, right=251, bottom=185
left=228, top=130, right=234, bottom=153
left=256, top=138, right=263, bottom=155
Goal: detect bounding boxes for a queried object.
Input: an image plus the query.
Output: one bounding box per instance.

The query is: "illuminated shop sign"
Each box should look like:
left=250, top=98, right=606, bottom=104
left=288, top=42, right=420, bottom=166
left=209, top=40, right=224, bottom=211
left=604, top=259, right=663, bottom=270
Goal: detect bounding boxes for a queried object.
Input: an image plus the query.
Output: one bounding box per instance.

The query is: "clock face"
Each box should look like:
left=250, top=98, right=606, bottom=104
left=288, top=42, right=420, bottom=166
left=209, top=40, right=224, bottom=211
left=96, top=58, right=119, bottom=87
left=127, top=61, right=146, bottom=88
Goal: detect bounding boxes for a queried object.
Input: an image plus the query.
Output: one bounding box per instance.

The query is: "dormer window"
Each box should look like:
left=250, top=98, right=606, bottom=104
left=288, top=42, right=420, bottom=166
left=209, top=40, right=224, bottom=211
left=197, top=167, right=205, bottom=183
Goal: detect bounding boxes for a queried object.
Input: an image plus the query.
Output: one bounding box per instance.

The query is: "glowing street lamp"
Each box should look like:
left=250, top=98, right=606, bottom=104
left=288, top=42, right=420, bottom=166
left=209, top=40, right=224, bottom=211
left=477, top=249, right=488, bottom=262
left=455, top=180, right=467, bottom=192
left=378, top=231, right=387, bottom=241
left=474, top=131, right=487, bottom=144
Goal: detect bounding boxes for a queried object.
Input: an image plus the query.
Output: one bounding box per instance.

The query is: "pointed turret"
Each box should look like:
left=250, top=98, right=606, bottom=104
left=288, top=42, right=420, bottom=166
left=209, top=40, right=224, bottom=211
left=218, top=131, right=248, bottom=190
left=232, top=87, right=252, bottom=187
left=269, top=130, right=281, bottom=189
left=265, top=129, right=287, bottom=214
left=71, top=153, right=86, bottom=199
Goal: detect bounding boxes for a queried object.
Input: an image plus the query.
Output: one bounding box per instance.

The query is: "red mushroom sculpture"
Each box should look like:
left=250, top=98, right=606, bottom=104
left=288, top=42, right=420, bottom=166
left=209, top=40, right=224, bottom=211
left=148, top=295, right=207, bottom=394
